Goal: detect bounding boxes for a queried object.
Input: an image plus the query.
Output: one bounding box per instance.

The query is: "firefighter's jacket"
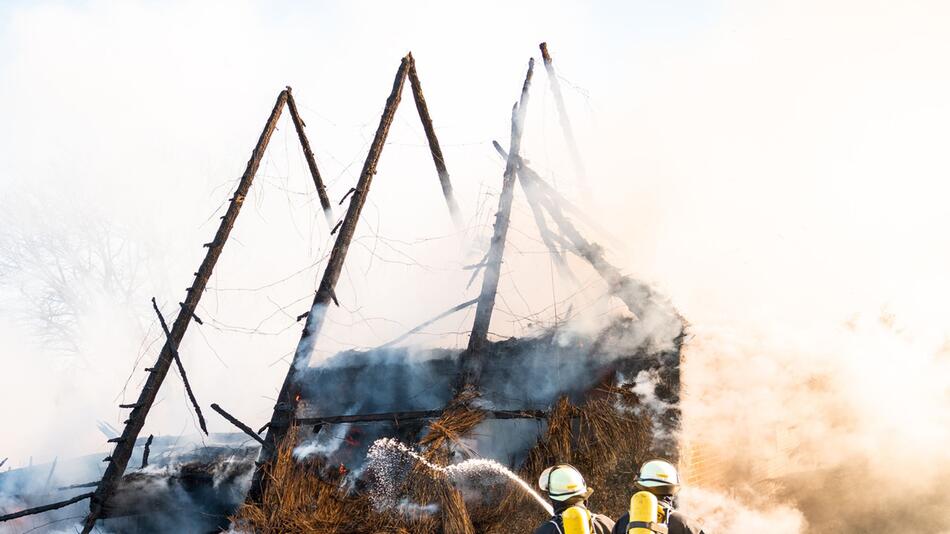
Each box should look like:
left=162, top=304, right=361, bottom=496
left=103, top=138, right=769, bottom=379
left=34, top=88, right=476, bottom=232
left=532, top=501, right=615, bottom=534
left=611, top=511, right=705, bottom=534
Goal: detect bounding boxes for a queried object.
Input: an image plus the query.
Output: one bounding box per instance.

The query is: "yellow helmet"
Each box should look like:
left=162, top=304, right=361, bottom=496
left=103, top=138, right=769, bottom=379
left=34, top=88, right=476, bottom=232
left=635, top=459, right=680, bottom=496
left=538, top=464, right=593, bottom=502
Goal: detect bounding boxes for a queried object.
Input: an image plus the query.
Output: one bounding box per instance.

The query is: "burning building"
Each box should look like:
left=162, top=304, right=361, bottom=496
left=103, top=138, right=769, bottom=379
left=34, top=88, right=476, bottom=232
left=0, top=43, right=685, bottom=534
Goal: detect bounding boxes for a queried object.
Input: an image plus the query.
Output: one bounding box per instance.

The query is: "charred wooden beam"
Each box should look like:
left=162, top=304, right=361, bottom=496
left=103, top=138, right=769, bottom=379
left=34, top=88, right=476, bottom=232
left=286, top=87, right=334, bottom=228
left=539, top=42, right=587, bottom=188
left=250, top=56, right=411, bottom=502
left=140, top=434, right=153, bottom=469
left=58, top=481, right=99, bottom=491
left=179, top=302, right=203, bottom=324
left=211, top=403, right=271, bottom=451
left=0, top=492, right=94, bottom=523
left=491, top=140, right=622, bottom=248
left=379, top=297, right=479, bottom=348
left=407, top=53, right=463, bottom=230
left=511, top=155, right=574, bottom=280
left=298, top=408, right=548, bottom=426
left=497, top=147, right=667, bottom=319
left=464, top=251, right=490, bottom=289
left=80, top=89, right=288, bottom=534
left=462, top=58, right=535, bottom=388
left=152, top=297, right=207, bottom=435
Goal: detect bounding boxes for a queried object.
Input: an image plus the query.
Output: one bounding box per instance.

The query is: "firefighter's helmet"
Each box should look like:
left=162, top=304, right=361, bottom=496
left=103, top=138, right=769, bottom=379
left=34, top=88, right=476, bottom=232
left=538, top=464, right=593, bottom=501
left=635, top=459, right=680, bottom=496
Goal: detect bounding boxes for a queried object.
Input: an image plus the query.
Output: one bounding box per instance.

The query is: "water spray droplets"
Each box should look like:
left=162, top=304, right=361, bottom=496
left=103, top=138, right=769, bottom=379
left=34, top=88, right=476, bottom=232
left=366, top=438, right=553, bottom=516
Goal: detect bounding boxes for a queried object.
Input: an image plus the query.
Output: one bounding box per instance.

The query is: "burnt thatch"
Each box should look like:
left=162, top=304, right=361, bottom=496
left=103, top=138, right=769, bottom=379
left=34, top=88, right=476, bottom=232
left=232, top=316, right=682, bottom=533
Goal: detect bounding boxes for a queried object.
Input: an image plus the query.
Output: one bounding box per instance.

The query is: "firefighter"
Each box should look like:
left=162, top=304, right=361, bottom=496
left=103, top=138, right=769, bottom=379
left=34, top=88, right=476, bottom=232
left=533, top=464, right=615, bottom=534
left=611, top=459, right=705, bottom=534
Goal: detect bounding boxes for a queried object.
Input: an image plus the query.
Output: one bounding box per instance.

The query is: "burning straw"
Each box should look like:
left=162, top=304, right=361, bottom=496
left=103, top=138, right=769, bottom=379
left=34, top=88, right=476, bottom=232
left=232, top=427, right=382, bottom=534
left=232, top=425, right=451, bottom=534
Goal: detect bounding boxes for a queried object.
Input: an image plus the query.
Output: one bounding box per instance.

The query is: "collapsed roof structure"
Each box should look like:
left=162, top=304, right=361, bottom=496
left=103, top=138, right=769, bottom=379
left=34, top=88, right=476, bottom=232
left=0, top=43, right=685, bottom=534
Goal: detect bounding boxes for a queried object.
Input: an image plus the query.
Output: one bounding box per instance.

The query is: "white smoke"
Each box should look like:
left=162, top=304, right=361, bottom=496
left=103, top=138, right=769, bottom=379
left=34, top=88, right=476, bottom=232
left=678, top=486, right=805, bottom=533
left=677, top=314, right=950, bottom=531
left=3, top=3, right=950, bottom=533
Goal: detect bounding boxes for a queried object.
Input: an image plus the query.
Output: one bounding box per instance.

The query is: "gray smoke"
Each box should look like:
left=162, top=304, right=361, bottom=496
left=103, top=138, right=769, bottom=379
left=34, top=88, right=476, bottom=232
left=292, top=309, right=681, bottom=474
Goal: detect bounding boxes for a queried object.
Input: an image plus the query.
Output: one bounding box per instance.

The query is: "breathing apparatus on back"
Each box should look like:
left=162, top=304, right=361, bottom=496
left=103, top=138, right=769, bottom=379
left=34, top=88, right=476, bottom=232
left=538, top=464, right=595, bottom=534
left=627, top=459, right=680, bottom=534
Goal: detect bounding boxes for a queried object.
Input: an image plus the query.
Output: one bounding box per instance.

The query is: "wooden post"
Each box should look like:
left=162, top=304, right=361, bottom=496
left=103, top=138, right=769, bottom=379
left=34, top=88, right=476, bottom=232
left=407, top=54, right=464, bottom=230
left=461, top=58, right=535, bottom=388
left=539, top=42, right=587, bottom=188
left=286, top=87, right=335, bottom=228
left=249, top=55, right=411, bottom=502
left=80, top=90, right=288, bottom=534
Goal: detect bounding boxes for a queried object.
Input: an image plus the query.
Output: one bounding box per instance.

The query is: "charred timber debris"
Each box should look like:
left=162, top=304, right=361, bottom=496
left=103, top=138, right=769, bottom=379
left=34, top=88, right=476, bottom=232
left=211, top=403, right=272, bottom=451
left=140, top=434, right=153, bottom=469
left=0, top=492, right=95, bottom=523
left=1, top=44, right=682, bottom=532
